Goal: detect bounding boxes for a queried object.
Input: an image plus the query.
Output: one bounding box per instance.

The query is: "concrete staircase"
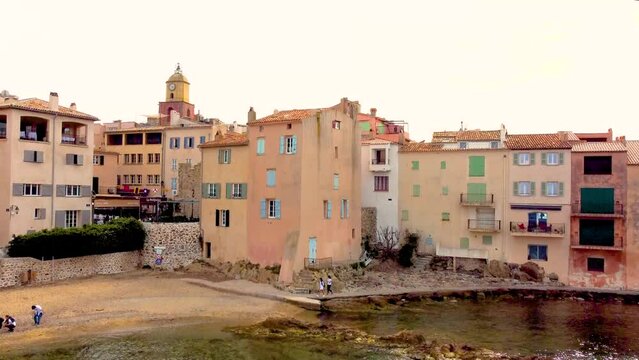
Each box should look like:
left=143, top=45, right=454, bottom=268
left=413, top=255, right=434, bottom=271
left=290, top=269, right=315, bottom=294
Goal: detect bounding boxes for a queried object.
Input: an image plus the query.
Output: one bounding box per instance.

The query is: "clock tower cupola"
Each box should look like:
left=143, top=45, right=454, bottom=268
left=158, top=63, right=196, bottom=124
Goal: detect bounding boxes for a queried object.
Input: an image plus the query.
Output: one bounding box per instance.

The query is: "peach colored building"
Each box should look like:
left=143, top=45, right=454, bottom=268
left=504, top=133, right=573, bottom=282
left=399, top=128, right=508, bottom=261
left=626, top=141, right=639, bottom=290
left=569, top=141, right=627, bottom=289
left=0, top=92, right=97, bottom=247
left=92, top=149, right=119, bottom=194
left=200, top=131, right=249, bottom=262
left=245, top=99, right=362, bottom=282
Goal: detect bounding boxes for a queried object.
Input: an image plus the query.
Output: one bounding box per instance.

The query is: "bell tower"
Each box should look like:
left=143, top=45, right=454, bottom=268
left=158, top=63, right=196, bottom=124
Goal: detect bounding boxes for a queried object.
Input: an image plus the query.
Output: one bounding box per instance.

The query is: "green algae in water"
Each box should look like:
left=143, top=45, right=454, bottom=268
left=12, top=335, right=398, bottom=360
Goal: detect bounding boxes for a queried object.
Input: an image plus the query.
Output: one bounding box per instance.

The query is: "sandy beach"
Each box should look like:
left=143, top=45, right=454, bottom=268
left=0, top=270, right=309, bottom=356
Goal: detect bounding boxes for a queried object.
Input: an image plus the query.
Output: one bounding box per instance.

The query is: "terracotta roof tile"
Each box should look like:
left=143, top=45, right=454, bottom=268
left=400, top=142, right=444, bottom=152
left=571, top=142, right=626, bottom=153
left=626, top=141, right=639, bottom=165
left=199, top=132, right=248, bottom=148
left=505, top=134, right=573, bottom=150
left=361, top=138, right=392, bottom=145
left=456, top=130, right=501, bottom=141
left=432, top=130, right=501, bottom=142
left=251, top=109, right=318, bottom=124
left=0, top=98, right=98, bottom=121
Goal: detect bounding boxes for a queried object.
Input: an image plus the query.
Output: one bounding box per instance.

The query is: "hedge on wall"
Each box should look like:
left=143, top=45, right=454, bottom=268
left=7, top=217, right=146, bottom=259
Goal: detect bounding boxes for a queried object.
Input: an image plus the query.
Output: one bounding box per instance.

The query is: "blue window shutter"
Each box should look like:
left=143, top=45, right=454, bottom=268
left=267, top=170, right=276, bottom=187
left=169, top=138, right=174, bottom=149
left=292, top=136, right=297, bottom=153
left=275, top=200, right=281, bottom=219
left=327, top=201, right=332, bottom=218
left=260, top=200, right=266, bottom=219
left=279, top=136, right=285, bottom=154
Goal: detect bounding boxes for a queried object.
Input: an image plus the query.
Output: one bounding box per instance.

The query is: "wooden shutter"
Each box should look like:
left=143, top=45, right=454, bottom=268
left=275, top=200, right=281, bottom=219
left=218, top=150, right=223, bottom=164
left=81, top=185, right=92, bottom=197
left=12, top=183, right=23, bottom=196
left=260, top=200, right=266, bottom=219
left=66, top=154, right=74, bottom=165
left=99, top=156, right=104, bottom=165
left=327, top=200, right=332, bottom=218
left=240, top=183, right=247, bottom=199
left=401, top=210, right=408, bottom=221
left=56, top=185, right=66, bottom=197
left=201, top=183, right=209, bottom=198
left=215, top=209, right=220, bottom=226
left=530, top=182, right=536, bottom=195
left=279, top=136, right=285, bottom=154
left=41, top=185, right=53, bottom=197
left=530, top=153, right=535, bottom=165
left=40, top=208, right=46, bottom=220
left=559, top=182, right=564, bottom=196
left=214, top=183, right=221, bottom=199
left=77, top=155, right=84, bottom=165
left=23, top=150, right=34, bottom=162
left=469, top=156, right=485, bottom=176
left=513, top=182, right=519, bottom=196
left=227, top=149, right=231, bottom=163
left=541, top=182, right=547, bottom=196
left=55, top=211, right=65, bottom=228
left=559, top=153, right=564, bottom=165
left=225, top=183, right=232, bottom=199
left=291, top=136, right=297, bottom=153
left=81, top=210, right=91, bottom=225
left=513, top=154, right=518, bottom=165
left=225, top=210, right=230, bottom=227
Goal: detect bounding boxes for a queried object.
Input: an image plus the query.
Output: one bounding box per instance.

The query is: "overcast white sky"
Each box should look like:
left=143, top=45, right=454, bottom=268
left=3, top=0, right=639, bottom=140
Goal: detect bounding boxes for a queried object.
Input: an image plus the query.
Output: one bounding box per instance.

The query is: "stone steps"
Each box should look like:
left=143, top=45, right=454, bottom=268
left=413, top=255, right=434, bottom=270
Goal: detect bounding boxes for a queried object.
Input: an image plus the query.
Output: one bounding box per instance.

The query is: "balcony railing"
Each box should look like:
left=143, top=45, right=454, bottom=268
left=61, top=135, right=87, bottom=145
left=369, top=158, right=391, bottom=172
left=304, top=257, right=332, bottom=270
left=509, top=222, right=565, bottom=236
left=460, top=193, right=494, bottom=206
left=571, top=202, right=624, bottom=216
left=467, top=219, right=501, bottom=232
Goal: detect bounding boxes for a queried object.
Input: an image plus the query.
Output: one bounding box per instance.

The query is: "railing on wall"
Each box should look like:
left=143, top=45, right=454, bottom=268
left=304, top=257, right=332, bottom=270
left=571, top=202, right=624, bottom=216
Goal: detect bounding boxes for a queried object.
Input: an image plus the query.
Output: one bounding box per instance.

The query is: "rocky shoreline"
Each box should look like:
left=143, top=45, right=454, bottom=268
left=230, top=317, right=549, bottom=360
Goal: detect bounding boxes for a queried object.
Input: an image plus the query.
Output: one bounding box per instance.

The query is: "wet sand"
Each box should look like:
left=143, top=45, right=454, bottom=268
left=0, top=270, right=310, bottom=356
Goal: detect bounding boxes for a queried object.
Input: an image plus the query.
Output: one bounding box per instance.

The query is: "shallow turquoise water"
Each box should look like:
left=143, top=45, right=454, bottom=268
left=10, top=299, right=639, bottom=359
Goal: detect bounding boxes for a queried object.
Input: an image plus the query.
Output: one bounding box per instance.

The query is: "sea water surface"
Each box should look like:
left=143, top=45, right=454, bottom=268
left=13, top=299, right=639, bottom=359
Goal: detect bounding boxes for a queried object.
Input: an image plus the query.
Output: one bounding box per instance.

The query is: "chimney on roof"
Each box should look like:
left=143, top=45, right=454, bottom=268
left=49, top=92, right=59, bottom=111
left=273, top=109, right=279, bottom=114
left=248, top=107, right=256, bottom=123
left=608, top=128, right=613, bottom=141
left=558, top=131, right=568, bottom=141
left=370, top=108, right=377, bottom=117
left=70, top=102, right=77, bottom=111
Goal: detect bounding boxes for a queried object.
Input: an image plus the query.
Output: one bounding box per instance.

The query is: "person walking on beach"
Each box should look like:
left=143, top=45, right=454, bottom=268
left=326, top=275, right=333, bottom=295
left=32, top=305, right=43, bottom=326
left=4, top=315, right=16, bottom=332
left=319, top=277, right=325, bottom=297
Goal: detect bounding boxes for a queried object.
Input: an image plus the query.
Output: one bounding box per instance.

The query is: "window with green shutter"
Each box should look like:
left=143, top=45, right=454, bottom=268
left=482, top=235, right=492, bottom=245
left=469, top=156, right=485, bottom=177
left=467, top=183, right=486, bottom=203
left=412, top=184, right=421, bottom=197
left=440, top=161, right=446, bottom=170
left=411, top=160, right=419, bottom=170
left=401, top=210, right=409, bottom=221
left=460, top=237, right=469, bottom=249
left=442, top=212, right=450, bottom=221
left=442, top=186, right=448, bottom=195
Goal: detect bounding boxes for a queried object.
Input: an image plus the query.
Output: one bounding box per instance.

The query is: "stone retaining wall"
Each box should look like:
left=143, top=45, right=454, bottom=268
left=0, top=222, right=202, bottom=288
left=142, top=222, right=201, bottom=270
left=0, top=251, right=140, bottom=287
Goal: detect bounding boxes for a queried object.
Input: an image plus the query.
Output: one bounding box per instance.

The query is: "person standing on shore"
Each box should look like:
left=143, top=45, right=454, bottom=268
left=32, top=304, right=43, bottom=326
left=326, top=275, right=333, bottom=295
left=318, top=278, right=325, bottom=297
left=4, top=315, right=16, bottom=332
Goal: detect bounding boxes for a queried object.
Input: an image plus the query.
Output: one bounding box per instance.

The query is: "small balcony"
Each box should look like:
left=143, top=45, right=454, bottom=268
left=460, top=193, right=494, bottom=206
left=61, top=135, right=87, bottom=145
left=510, top=222, right=565, bottom=238
left=61, top=122, right=88, bottom=146
left=369, top=158, right=391, bottom=172
left=571, top=202, right=624, bottom=218
left=467, top=219, right=501, bottom=232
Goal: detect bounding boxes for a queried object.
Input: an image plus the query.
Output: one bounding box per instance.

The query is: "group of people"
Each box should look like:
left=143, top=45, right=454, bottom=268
left=318, top=275, right=334, bottom=296
left=2, top=305, right=43, bottom=333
